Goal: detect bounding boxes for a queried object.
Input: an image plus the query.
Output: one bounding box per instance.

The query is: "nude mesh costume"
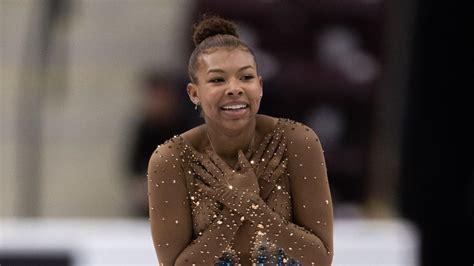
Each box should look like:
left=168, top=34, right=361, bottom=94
left=147, top=117, right=333, bottom=265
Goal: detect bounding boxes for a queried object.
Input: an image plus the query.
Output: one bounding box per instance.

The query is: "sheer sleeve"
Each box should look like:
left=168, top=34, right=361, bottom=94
left=194, top=120, right=334, bottom=264
left=283, top=121, right=334, bottom=264
left=148, top=139, right=245, bottom=265
left=147, top=139, right=193, bottom=265
left=147, top=120, right=334, bottom=265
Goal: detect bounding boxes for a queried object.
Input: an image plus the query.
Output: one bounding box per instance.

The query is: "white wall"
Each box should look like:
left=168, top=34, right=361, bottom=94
left=1, top=0, right=193, bottom=217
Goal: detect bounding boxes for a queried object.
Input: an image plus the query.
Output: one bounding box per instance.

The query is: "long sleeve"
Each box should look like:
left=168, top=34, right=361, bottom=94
left=147, top=140, right=193, bottom=265
left=148, top=138, right=244, bottom=265
left=278, top=121, right=334, bottom=264
left=204, top=121, right=334, bottom=265
left=174, top=207, right=243, bottom=265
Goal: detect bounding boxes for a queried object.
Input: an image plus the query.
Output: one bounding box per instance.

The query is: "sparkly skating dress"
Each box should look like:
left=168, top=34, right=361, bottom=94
left=147, top=116, right=333, bottom=265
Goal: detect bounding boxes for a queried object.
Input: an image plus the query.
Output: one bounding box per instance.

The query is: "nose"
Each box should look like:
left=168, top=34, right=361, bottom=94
left=226, top=79, right=244, bottom=96
left=227, top=89, right=243, bottom=96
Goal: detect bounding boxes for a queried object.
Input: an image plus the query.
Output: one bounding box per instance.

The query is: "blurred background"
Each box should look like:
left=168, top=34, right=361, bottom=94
left=1, top=0, right=469, bottom=265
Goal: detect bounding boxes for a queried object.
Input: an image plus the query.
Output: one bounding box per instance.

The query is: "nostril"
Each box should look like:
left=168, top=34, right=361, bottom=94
left=227, top=90, right=244, bottom=96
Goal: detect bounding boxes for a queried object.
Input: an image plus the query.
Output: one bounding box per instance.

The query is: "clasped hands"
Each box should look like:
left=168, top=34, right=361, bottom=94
left=187, top=131, right=288, bottom=210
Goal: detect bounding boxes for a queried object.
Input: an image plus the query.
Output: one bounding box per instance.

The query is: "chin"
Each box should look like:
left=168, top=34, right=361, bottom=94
left=220, top=113, right=254, bottom=129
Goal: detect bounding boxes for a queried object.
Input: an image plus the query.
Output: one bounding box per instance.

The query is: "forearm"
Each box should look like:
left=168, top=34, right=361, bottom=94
left=218, top=190, right=333, bottom=265
left=253, top=201, right=332, bottom=265
left=174, top=207, right=243, bottom=265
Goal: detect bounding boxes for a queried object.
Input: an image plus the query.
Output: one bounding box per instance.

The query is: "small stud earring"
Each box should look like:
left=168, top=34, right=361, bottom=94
left=194, top=102, right=199, bottom=110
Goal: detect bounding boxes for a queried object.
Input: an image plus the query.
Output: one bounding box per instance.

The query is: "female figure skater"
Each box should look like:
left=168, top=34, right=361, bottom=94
left=147, top=16, right=333, bottom=265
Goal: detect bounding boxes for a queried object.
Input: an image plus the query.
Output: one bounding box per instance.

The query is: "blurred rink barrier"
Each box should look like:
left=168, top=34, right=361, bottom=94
left=0, top=218, right=419, bottom=266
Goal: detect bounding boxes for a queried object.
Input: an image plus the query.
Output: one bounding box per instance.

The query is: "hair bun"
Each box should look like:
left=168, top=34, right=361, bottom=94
left=192, top=16, right=239, bottom=47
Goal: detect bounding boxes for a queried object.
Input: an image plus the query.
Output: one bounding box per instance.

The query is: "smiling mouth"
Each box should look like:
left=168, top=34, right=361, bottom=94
left=220, top=104, right=249, bottom=111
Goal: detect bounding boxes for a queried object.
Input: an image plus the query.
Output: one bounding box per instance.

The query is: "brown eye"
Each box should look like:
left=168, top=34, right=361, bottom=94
left=209, top=78, right=224, bottom=83
left=241, top=75, right=254, bottom=81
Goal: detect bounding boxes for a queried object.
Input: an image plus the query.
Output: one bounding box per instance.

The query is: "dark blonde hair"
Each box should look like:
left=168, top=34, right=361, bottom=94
left=187, top=15, right=257, bottom=84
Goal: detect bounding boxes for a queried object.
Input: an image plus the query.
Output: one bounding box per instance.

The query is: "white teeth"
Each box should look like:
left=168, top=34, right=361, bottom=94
left=221, top=104, right=247, bottom=110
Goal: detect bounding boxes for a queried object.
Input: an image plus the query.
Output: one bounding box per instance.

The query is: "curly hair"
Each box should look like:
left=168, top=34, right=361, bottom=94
left=187, top=15, right=257, bottom=84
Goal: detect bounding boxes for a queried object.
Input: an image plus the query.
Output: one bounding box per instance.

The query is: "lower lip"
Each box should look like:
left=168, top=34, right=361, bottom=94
left=220, top=107, right=249, bottom=119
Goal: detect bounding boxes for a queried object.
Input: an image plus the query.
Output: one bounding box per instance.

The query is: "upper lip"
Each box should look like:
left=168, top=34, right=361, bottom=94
left=220, top=101, right=249, bottom=108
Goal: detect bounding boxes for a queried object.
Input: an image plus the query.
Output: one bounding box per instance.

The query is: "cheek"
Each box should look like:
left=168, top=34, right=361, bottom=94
left=252, top=97, right=261, bottom=110
left=249, top=88, right=262, bottom=110
left=202, top=91, right=221, bottom=113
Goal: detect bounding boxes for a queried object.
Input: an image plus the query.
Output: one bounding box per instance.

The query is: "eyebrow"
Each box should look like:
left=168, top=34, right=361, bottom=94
left=207, top=65, right=253, bottom=74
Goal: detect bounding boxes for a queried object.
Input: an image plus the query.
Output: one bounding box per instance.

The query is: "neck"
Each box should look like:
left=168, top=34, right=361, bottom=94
left=205, top=118, right=256, bottom=161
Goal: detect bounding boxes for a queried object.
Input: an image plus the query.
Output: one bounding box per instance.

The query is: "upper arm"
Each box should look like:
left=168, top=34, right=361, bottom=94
left=147, top=141, right=193, bottom=265
left=285, top=122, right=334, bottom=251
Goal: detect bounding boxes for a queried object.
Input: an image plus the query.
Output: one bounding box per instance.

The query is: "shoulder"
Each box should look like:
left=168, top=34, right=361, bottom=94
left=147, top=135, right=185, bottom=174
left=278, top=118, right=323, bottom=152
left=178, top=124, right=206, bottom=151
left=255, top=114, right=279, bottom=133
left=149, top=122, right=206, bottom=159
left=276, top=119, right=327, bottom=173
left=280, top=118, right=320, bottom=140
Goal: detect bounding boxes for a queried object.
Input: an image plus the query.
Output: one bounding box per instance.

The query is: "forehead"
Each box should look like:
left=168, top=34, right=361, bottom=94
left=198, top=48, right=255, bottom=73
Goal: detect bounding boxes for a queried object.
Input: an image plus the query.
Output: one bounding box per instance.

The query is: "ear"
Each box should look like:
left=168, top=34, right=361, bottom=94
left=258, top=75, right=263, bottom=97
left=186, top=83, right=200, bottom=104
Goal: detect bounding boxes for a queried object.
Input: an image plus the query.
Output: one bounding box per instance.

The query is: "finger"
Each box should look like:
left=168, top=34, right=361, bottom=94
left=259, top=179, right=273, bottom=200
left=198, top=152, right=225, bottom=181
left=251, top=133, right=277, bottom=176
left=259, top=132, right=285, bottom=175
left=244, top=144, right=253, bottom=159
left=237, top=149, right=251, bottom=170
left=262, top=137, right=287, bottom=179
left=190, top=162, right=217, bottom=186
left=266, top=157, right=288, bottom=185
left=185, top=145, right=215, bottom=172
left=250, top=132, right=274, bottom=164
left=205, top=149, right=231, bottom=175
left=183, top=145, right=202, bottom=163
left=262, top=130, right=283, bottom=163
left=194, top=178, right=217, bottom=199
left=260, top=158, right=288, bottom=200
left=258, top=130, right=282, bottom=163
left=277, top=136, right=288, bottom=155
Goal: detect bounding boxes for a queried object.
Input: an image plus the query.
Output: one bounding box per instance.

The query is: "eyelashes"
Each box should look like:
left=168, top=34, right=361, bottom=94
left=208, top=75, right=255, bottom=84
left=209, top=78, right=225, bottom=83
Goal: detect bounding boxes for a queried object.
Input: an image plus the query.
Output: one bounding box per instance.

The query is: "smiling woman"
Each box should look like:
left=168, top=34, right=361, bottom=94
left=147, top=15, right=334, bottom=265
left=189, top=49, right=261, bottom=126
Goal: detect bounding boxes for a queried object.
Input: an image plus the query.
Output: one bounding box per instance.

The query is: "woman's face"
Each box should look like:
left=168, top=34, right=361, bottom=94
left=188, top=48, right=263, bottom=132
